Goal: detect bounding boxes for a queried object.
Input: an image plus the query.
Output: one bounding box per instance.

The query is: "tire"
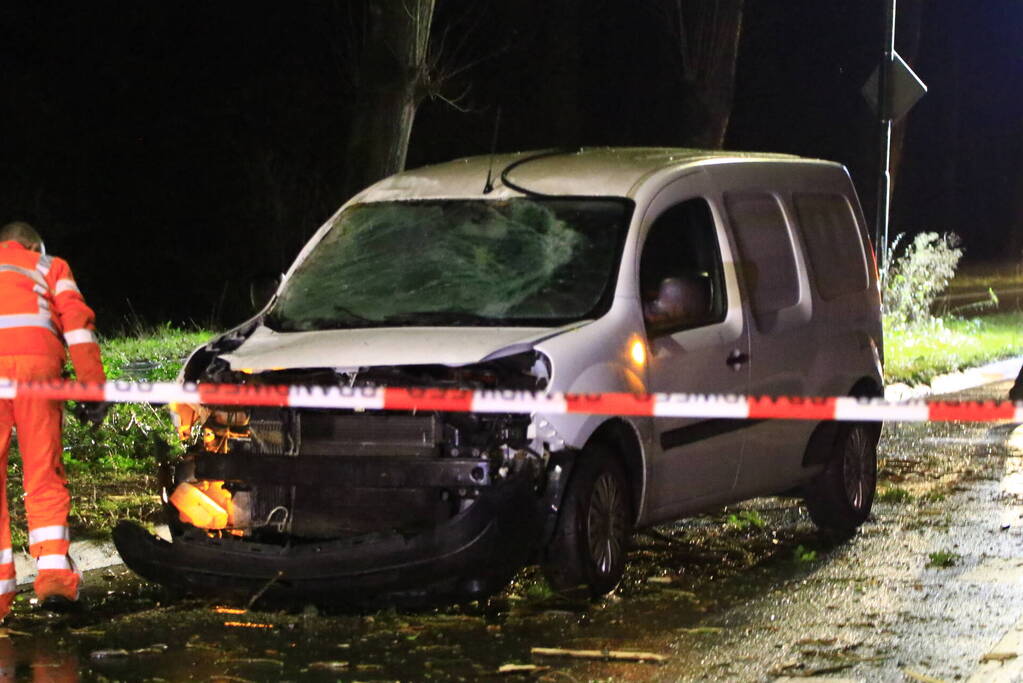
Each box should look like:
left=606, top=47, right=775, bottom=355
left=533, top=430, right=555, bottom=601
left=803, top=422, right=879, bottom=536
left=541, top=443, right=633, bottom=597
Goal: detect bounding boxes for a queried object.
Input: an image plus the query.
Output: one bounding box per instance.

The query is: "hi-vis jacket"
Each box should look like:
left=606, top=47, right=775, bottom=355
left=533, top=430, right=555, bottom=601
left=0, top=241, right=105, bottom=383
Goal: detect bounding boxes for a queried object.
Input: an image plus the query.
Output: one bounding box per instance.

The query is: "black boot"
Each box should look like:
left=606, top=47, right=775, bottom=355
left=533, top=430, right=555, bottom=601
left=1010, top=366, right=1023, bottom=402
left=40, top=594, right=79, bottom=613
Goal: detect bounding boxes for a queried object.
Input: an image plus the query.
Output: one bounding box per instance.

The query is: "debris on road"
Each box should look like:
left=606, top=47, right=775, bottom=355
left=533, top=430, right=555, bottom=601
left=89, top=649, right=131, bottom=661
left=215, top=657, right=284, bottom=669
left=979, top=651, right=1018, bottom=662
left=531, top=646, right=668, bottom=662
left=0, top=628, right=29, bottom=638
left=90, top=644, right=167, bottom=661
left=222, top=621, right=275, bottom=629
left=498, top=663, right=551, bottom=674
left=796, top=637, right=837, bottom=646
left=903, top=668, right=950, bottom=683
left=306, top=661, right=350, bottom=672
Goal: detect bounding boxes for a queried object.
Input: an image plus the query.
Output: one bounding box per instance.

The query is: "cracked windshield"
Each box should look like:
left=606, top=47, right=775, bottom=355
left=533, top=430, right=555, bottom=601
left=267, top=199, right=631, bottom=330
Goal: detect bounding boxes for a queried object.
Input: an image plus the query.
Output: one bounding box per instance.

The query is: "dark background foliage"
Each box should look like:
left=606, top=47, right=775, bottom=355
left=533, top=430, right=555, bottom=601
left=1, top=1, right=1019, bottom=327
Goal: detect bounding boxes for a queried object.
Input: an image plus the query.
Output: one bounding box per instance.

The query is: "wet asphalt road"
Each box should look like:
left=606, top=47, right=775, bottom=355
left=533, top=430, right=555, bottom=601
left=3, top=381, right=1023, bottom=682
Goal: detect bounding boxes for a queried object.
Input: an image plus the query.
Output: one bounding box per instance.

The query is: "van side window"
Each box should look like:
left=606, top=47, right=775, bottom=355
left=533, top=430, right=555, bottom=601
left=639, top=198, right=726, bottom=334
left=724, top=193, right=799, bottom=328
left=792, top=193, right=869, bottom=299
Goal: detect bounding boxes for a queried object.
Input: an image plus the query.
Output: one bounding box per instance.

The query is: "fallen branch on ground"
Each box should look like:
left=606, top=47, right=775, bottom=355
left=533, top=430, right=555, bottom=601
left=531, top=647, right=668, bottom=663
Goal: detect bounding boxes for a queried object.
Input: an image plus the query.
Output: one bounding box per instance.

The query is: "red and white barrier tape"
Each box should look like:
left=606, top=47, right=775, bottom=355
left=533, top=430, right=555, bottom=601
left=0, top=378, right=1019, bottom=422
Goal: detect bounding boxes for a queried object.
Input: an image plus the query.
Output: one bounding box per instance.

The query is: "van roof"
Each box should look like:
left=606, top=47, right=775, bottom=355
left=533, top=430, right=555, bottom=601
left=357, top=147, right=835, bottom=201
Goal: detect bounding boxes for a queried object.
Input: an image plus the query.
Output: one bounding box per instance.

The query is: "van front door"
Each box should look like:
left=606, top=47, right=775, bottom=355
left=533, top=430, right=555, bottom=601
left=640, top=178, right=750, bottom=519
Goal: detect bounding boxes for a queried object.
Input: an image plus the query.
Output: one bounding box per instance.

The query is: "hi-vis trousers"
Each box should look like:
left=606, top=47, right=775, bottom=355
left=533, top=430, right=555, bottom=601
left=0, top=355, right=79, bottom=620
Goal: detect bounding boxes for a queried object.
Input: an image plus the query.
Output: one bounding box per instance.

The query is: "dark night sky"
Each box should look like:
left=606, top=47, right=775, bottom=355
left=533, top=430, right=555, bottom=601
left=1, top=2, right=1020, bottom=329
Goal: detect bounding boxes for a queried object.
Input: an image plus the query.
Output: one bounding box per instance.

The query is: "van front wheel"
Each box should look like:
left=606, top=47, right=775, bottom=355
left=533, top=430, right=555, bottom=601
left=542, top=443, right=632, bottom=597
left=804, top=422, right=878, bottom=536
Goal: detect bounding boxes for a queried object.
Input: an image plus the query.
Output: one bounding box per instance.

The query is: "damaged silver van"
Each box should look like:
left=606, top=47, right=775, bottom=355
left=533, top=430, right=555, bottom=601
left=113, top=148, right=884, bottom=605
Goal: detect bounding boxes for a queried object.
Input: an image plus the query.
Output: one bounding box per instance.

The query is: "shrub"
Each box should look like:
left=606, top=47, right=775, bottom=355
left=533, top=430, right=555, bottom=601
left=882, top=232, right=963, bottom=329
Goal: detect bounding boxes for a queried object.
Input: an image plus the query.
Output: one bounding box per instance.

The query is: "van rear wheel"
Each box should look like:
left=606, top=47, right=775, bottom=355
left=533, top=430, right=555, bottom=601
left=542, top=443, right=632, bottom=597
left=804, top=422, right=878, bottom=536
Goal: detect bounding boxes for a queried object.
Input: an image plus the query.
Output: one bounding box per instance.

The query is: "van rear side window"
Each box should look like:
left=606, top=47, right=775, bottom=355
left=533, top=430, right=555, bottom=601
left=724, top=192, right=799, bottom=329
left=792, top=193, right=868, bottom=299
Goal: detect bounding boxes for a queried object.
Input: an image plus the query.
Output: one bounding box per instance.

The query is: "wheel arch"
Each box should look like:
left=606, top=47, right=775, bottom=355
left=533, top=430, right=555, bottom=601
left=584, top=418, right=645, bottom=524
left=849, top=376, right=883, bottom=399
left=802, top=376, right=883, bottom=467
left=848, top=376, right=884, bottom=445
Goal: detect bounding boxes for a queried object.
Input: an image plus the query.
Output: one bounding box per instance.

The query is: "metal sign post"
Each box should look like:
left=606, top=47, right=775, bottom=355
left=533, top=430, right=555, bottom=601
left=876, top=0, right=896, bottom=273
left=862, top=0, right=927, bottom=273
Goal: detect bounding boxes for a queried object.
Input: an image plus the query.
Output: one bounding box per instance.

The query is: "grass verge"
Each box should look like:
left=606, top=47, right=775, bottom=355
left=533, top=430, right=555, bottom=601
left=884, top=312, right=1023, bottom=386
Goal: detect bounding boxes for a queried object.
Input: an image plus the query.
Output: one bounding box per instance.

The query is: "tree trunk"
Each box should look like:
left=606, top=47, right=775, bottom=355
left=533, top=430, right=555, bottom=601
left=342, top=0, right=435, bottom=200
left=658, top=0, right=745, bottom=148
left=694, top=0, right=744, bottom=148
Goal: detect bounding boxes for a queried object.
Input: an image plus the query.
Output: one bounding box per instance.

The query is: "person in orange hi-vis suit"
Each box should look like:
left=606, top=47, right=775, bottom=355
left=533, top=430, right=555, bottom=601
left=0, top=221, right=108, bottom=621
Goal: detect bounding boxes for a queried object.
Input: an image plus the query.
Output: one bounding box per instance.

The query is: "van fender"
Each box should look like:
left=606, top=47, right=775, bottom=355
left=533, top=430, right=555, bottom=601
left=538, top=361, right=647, bottom=449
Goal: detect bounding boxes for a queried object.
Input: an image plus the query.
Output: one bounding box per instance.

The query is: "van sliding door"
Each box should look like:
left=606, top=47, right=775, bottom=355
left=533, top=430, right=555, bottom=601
left=722, top=186, right=816, bottom=496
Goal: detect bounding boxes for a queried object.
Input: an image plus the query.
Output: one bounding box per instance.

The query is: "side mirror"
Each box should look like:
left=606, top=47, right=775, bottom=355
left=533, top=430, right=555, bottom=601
left=249, top=273, right=283, bottom=310
left=643, top=275, right=711, bottom=333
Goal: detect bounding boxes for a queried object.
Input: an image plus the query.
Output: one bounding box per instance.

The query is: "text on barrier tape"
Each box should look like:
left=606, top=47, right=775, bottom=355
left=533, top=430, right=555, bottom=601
left=0, top=378, right=1022, bottom=423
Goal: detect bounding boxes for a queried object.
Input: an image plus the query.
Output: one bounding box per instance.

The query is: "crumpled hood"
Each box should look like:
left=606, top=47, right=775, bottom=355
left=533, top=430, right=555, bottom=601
left=220, top=323, right=583, bottom=371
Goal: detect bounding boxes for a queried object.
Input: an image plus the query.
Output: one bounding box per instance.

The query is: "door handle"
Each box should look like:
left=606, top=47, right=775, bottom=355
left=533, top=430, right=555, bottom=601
left=726, top=349, right=749, bottom=371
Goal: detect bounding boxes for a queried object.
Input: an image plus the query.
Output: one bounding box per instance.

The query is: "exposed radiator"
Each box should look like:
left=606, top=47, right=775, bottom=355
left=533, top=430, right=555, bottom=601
left=245, top=409, right=439, bottom=457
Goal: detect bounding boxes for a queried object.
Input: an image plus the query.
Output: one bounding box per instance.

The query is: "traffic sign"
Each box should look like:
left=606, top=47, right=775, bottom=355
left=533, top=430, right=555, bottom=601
left=863, top=50, right=927, bottom=121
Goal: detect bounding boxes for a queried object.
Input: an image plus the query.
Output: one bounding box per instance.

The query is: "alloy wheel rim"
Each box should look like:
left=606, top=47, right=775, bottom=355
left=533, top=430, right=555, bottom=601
left=587, top=472, right=627, bottom=576
left=842, top=427, right=874, bottom=510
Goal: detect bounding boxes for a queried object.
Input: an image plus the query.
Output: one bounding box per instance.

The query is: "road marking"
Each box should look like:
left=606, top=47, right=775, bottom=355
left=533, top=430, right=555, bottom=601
left=964, top=455, right=1023, bottom=682
left=959, top=557, right=1023, bottom=584
left=967, top=613, right=1023, bottom=682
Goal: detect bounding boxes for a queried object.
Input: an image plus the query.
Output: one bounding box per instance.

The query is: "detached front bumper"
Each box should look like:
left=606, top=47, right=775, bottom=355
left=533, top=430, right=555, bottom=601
left=112, top=474, right=543, bottom=607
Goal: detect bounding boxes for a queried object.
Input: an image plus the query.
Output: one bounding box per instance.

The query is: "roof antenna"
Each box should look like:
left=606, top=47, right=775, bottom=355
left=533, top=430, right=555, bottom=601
left=482, top=107, right=502, bottom=194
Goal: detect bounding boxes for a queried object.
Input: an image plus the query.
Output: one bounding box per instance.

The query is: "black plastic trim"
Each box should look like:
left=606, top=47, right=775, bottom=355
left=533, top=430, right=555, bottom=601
left=660, top=418, right=765, bottom=451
